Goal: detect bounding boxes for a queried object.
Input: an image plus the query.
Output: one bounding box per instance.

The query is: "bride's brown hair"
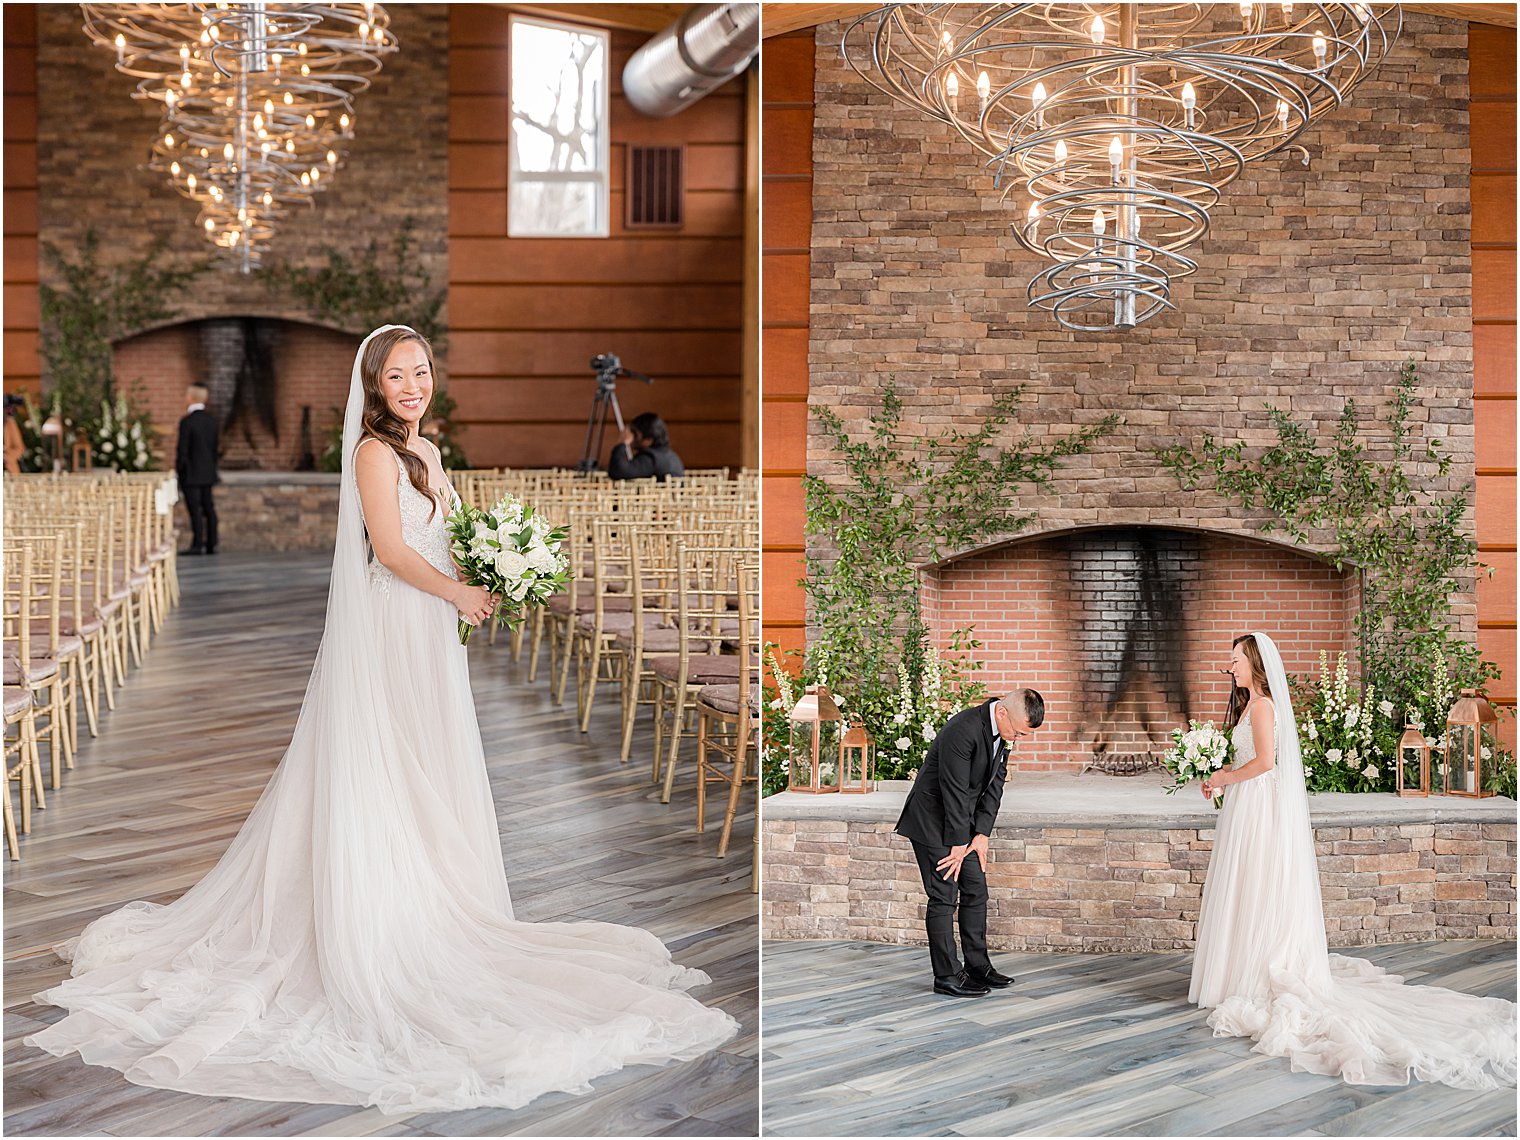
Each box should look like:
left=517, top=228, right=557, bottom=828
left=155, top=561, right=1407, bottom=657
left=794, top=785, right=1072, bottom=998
left=1225, top=634, right=1271, bottom=730
left=358, top=327, right=445, bottom=521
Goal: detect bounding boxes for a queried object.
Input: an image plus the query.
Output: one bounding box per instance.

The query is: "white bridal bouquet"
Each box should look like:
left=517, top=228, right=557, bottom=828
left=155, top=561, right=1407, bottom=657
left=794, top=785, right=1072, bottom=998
left=1162, top=720, right=1231, bottom=809
left=444, top=495, right=570, bottom=645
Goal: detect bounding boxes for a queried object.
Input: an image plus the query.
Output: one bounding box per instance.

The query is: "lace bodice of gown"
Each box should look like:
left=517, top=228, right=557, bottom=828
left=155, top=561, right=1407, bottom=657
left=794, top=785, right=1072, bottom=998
left=360, top=441, right=460, bottom=591
left=1230, top=704, right=1275, bottom=782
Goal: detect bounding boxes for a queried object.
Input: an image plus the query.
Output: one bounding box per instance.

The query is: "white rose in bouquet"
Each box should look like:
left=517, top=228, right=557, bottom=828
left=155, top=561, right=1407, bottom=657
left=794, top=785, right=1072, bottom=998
left=1163, top=721, right=1230, bottom=808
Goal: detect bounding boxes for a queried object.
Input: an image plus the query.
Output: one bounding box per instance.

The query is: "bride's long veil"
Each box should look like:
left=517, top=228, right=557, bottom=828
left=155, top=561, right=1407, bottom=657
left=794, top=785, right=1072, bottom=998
left=1250, top=632, right=1331, bottom=990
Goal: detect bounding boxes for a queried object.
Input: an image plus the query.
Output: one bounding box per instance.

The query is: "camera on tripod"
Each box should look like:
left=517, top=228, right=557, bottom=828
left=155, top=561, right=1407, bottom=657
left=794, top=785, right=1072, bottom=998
left=578, top=351, right=653, bottom=473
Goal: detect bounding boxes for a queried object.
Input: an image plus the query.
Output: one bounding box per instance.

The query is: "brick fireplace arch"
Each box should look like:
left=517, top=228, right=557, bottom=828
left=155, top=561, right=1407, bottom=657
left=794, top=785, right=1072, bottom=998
left=919, top=525, right=1361, bottom=772
left=113, top=317, right=361, bottom=471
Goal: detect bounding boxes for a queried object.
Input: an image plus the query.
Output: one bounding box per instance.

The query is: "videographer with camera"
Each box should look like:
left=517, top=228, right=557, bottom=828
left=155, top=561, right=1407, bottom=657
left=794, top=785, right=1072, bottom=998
left=608, top=411, right=685, bottom=483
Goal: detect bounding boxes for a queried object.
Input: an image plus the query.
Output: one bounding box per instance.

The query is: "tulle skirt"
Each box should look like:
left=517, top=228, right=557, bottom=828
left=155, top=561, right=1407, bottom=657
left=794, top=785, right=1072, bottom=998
left=1190, top=768, right=1515, bottom=1091
left=26, top=576, right=738, bottom=1113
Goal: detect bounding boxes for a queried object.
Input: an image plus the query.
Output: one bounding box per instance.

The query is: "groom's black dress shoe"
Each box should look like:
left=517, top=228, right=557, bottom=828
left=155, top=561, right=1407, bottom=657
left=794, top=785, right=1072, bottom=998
left=180, top=547, right=204, bottom=556
left=933, top=972, right=991, bottom=997
left=967, top=967, right=1016, bottom=989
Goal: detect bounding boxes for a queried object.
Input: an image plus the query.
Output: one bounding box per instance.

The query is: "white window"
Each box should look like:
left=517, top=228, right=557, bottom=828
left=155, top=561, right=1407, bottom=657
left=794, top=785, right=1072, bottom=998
left=508, top=16, right=610, bottom=238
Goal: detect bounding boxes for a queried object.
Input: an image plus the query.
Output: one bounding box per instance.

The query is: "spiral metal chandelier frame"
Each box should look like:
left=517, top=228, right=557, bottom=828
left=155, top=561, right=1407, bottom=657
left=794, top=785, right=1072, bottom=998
left=81, top=3, right=397, bottom=272
left=841, top=3, right=1401, bottom=331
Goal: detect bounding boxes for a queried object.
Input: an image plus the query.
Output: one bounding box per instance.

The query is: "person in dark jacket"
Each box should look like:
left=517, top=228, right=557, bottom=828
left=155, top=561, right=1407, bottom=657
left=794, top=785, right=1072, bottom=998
left=176, top=385, right=221, bottom=554
left=896, top=688, right=1045, bottom=997
left=608, top=412, right=685, bottom=482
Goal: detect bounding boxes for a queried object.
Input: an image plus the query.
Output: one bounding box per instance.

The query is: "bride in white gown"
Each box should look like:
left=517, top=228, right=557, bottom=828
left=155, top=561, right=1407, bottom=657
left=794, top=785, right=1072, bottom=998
left=26, top=325, right=739, bottom=1114
left=1189, top=631, right=1515, bottom=1091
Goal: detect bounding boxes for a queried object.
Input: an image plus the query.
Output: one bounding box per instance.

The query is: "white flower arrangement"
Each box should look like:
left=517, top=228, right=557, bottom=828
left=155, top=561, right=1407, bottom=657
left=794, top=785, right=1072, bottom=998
left=445, top=494, right=569, bottom=645
left=1162, top=720, right=1230, bottom=808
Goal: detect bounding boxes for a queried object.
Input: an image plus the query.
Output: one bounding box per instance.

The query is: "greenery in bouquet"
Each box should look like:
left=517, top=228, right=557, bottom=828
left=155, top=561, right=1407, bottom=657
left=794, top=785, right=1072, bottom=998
left=91, top=392, right=156, bottom=472
left=444, top=496, right=569, bottom=645
left=1162, top=720, right=1231, bottom=807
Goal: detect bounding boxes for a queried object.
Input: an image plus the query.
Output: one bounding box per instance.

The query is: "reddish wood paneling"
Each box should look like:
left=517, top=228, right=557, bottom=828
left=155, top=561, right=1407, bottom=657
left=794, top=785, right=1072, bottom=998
left=447, top=6, right=746, bottom=470
left=761, top=29, right=815, bottom=651
left=1470, top=24, right=1517, bottom=712
left=3, top=6, right=38, bottom=393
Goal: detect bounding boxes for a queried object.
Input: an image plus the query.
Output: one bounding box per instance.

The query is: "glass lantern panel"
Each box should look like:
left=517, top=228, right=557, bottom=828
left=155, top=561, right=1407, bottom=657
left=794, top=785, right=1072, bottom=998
left=788, top=720, right=814, bottom=788
left=1452, top=727, right=1476, bottom=793
left=816, top=718, right=841, bottom=789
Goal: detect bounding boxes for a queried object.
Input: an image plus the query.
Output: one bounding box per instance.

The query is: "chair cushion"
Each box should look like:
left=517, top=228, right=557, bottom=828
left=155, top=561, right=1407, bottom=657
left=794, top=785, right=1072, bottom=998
left=650, top=654, right=741, bottom=685
left=27, top=633, right=84, bottom=659
left=60, top=614, right=105, bottom=638
left=5, top=686, right=31, bottom=719
left=697, top=683, right=760, bottom=717
left=576, top=611, right=667, bottom=635
left=3, top=657, right=59, bottom=686
left=547, top=594, right=635, bottom=616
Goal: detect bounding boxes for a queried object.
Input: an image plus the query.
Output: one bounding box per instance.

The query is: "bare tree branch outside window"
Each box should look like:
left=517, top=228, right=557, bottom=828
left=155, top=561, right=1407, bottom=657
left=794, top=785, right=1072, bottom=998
left=509, top=19, right=609, bottom=237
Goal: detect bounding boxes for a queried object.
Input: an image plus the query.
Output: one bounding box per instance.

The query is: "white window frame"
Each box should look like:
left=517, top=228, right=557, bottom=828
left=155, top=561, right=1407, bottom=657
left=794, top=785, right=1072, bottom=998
left=507, top=14, right=611, bottom=239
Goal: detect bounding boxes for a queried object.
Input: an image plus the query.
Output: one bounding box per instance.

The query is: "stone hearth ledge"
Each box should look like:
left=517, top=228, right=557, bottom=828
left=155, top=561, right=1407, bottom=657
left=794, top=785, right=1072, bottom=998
left=764, top=776, right=1518, bottom=830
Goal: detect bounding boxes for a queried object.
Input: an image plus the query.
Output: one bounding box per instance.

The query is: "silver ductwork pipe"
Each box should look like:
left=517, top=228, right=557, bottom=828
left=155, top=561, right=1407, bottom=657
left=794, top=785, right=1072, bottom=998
left=622, top=4, right=759, bottom=119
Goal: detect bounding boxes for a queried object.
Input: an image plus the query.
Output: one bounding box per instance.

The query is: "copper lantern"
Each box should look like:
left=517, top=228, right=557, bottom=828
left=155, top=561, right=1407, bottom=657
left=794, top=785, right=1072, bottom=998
left=1444, top=689, right=1499, bottom=798
left=839, top=723, right=875, bottom=795
left=787, top=684, right=841, bottom=794
left=1396, top=724, right=1430, bottom=798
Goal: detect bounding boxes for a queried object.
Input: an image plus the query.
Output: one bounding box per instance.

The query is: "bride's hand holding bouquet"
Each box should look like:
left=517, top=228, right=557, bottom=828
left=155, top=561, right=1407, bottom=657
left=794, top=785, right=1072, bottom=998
left=445, top=495, right=570, bottom=645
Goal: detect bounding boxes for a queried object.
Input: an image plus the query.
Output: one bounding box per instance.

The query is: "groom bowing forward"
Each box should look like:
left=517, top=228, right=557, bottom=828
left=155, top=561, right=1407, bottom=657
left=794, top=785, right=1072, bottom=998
left=896, top=689, right=1045, bottom=997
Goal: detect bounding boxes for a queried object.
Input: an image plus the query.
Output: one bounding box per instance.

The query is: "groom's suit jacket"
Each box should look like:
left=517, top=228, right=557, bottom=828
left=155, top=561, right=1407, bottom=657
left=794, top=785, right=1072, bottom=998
left=895, top=698, right=1008, bottom=849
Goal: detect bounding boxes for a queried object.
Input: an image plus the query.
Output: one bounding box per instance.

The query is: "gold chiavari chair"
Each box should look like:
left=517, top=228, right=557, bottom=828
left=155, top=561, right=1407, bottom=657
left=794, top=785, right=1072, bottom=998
left=655, top=540, right=747, bottom=804
left=5, top=532, right=75, bottom=788
left=694, top=561, right=760, bottom=856
left=3, top=541, right=48, bottom=829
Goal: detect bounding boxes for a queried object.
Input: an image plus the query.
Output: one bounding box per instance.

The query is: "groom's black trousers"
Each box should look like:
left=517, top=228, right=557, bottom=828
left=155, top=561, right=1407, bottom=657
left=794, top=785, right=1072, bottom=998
left=910, top=840, right=991, bottom=982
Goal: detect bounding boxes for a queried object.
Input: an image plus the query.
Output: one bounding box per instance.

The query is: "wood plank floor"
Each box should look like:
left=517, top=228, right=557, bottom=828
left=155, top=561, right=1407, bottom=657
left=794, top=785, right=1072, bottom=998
left=3, top=552, right=758, bottom=1138
left=759, top=939, right=1517, bottom=1137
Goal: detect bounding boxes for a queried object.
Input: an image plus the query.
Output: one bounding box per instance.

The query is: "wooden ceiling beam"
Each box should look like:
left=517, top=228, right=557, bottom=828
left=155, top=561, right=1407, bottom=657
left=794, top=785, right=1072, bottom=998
left=761, top=3, right=1519, bottom=37
left=493, top=3, right=689, bottom=35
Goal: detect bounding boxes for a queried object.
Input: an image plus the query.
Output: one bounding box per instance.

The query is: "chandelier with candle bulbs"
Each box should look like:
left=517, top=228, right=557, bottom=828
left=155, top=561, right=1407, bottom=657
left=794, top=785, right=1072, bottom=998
left=81, top=3, right=397, bottom=272
left=841, top=3, right=1399, bottom=331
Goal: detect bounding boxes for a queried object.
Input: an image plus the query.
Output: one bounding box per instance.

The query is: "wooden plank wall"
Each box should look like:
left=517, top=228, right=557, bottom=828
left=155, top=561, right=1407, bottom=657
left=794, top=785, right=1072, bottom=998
left=3, top=4, right=39, bottom=401
left=760, top=28, right=812, bottom=660
left=448, top=5, right=748, bottom=470
left=1470, top=23, right=1518, bottom=725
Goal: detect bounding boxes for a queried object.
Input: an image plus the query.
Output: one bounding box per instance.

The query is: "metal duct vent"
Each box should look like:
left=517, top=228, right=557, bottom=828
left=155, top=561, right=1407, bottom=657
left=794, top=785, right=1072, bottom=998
left=627, top=146, right=685, bottom=229
left=622, top=3, right=759, bottom=120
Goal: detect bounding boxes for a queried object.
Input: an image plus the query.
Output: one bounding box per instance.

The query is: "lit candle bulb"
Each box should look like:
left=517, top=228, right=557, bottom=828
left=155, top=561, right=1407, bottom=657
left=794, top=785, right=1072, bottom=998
left=1054, top=138, right=1068, bottom=182
left=180, top=44, right=190, bottom=60
left=283, top=91, right=293, bottom=104
left=305, top=113, right=315, bottom=128
left=180, top=70, right=191, bottom=88
left=223, top=142, right=234, bottom=160
left=1027, top=201, right=1040, bottom=239
left=237, top=206, right=246, bottom=221
left=264, top=98, right=274, bottom=114
left=164, top=132, right=175, bottom=147
left=199, top=29, right=210, bottom=46
left=263, top=191, right=272, bottom=206
left=1277, top=99, right=1290, bottom=130
left=301, top=62, right=310, bottom=76
left=1109, top=135, right=1124, bottom=179
left=326, top=149, right=337, bottom=165
left=300, top=171, right=311, bottom=186
left=976, top=70, right=990, bottom=112
left=1181, top=81, right=1197, bottom=129
left=359, top=21, right=370, bottom=40
left=187, top=173, right=196, bottom=189
left=945, top=70, right=959, bottom=108
left=114, top=32, right=125, bottom=63
left=311, top=167, right=321, bottom=182
left=1313, top=34, right=1327, bottom=67
left=204, top=217, right=215, bottom=232
left=261, top=142, right=271, bottom=154
left=285, top=139, right=295, bottom=153
left=170, top=160, right=180, bottom=175
left=1032, top=81, right=1047, bottom=128
left=165, top=89, right=176, bottom=109
left=1092, top=207, right=1107, bottom=236
left=1090, top=13, right=1105, bottom=44
left=253, top=112, right=264, bottom=130
left=340, top=113, right=350, bottom=130
left=1281, top=1, right=1293, bottom=17
left=297, top=41, right=307, bottom=55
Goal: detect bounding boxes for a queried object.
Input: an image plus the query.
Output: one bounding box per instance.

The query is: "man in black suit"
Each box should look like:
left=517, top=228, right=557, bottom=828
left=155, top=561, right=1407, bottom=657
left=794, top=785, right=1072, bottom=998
left=608, top=412, right=685, bottom=482
left=176, top=385, right=220, bottom=555
left=896, top=688, right=1046, bottom=996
